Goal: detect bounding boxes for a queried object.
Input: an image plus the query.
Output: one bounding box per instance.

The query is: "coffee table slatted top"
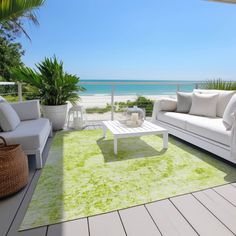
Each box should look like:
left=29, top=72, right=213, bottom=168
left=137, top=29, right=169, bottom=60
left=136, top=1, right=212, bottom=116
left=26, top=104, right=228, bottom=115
left=102, top=120, right=168, bottom=155
left=103, top=120, right=167, bottom=136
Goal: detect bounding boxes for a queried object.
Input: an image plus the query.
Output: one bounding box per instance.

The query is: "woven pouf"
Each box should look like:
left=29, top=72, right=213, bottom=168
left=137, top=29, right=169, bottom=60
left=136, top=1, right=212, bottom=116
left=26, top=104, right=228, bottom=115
left=0, top=137, right=28, bottom=198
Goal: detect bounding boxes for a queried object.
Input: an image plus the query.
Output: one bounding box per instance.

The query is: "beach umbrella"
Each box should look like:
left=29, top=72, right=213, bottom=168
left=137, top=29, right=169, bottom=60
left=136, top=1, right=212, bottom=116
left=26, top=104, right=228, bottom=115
left=207, top=0, right=236, bottom=3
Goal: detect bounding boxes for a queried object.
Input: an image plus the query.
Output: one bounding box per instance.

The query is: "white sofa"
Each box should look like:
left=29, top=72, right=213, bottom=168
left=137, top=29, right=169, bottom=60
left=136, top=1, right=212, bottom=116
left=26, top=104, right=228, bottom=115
left=0, top=100, right=52, bottom=169
left=152, top=89, right=236, bottom=164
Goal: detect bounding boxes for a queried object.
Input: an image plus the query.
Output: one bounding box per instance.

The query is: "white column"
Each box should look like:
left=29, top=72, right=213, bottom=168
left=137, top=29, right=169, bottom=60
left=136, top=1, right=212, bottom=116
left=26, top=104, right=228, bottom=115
left=17, top=82, right=23, bottom=102
left=177, top=84, right=180, bottom=92
left=102, top=125, right=107, bottom=138
left=111, top=85, right=115, bottom=120
left=163, top=131, right=168, bottom=149
left=114, top=136, right=118, bottom=155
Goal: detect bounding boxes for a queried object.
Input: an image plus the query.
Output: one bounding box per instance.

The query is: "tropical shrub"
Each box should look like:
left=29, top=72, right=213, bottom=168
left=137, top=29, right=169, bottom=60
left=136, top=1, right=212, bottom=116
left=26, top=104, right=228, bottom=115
left=117, top=96, right=154, bottom=116
left=11, top=56, right=85, bottom=105
left=201, top=79, right=236, bottom=90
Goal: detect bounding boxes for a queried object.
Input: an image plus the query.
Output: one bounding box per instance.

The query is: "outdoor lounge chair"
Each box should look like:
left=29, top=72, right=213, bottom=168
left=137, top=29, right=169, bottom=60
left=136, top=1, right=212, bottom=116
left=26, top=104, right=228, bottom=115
left=0, top=100, right=52, bottom=169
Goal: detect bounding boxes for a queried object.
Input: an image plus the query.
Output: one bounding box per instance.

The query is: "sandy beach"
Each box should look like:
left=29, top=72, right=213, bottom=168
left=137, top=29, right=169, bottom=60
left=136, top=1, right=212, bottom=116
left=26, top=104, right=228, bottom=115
left=67, top=94, right=177, bottom=122
left=79, top=94, right=176, bottom=108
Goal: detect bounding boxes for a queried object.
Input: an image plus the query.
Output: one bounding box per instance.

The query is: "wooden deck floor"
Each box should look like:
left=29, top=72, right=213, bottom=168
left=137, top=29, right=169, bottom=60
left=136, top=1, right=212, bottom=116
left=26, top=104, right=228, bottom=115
left=1, top=124, right=236, bottom=236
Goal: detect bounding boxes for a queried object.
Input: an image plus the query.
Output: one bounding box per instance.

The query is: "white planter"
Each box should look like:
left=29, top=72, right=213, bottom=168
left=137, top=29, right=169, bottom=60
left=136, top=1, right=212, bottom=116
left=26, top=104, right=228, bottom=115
left=42, top=104, right=68, bottom=131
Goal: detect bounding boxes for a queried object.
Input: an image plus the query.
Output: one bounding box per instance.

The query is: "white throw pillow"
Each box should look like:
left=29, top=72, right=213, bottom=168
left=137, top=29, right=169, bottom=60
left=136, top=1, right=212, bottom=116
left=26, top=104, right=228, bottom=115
left=223, top=93, right=236, bottom=130
left=193, top=89, right=235, bottom=117
left=176, top=92, right=192, bottom=113
left=189, top=93, right=218, bottom=117
left=159, top=98, right=177, bottom=111
left=0, top=102, right=20, bottom=131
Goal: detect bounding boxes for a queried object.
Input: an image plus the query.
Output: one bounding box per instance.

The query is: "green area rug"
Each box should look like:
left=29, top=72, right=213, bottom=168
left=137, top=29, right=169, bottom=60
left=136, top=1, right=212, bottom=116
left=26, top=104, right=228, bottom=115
left=20, top=129, right=236, bottom=230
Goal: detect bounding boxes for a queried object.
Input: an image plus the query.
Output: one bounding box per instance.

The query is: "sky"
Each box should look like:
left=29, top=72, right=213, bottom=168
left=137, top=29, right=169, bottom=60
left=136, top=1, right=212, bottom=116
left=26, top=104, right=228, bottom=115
left=19, top=0, right=236, bottom=81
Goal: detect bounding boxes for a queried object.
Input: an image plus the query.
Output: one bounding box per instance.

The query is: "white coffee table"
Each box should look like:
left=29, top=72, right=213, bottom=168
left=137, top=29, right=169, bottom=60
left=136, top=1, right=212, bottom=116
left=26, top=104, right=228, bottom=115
left=102, top=120, right=168, bottom=155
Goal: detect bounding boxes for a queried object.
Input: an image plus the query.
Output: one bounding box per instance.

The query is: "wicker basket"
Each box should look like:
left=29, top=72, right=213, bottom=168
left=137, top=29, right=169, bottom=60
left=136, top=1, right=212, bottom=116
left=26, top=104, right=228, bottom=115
left=0, top=136, right=29, bottom=198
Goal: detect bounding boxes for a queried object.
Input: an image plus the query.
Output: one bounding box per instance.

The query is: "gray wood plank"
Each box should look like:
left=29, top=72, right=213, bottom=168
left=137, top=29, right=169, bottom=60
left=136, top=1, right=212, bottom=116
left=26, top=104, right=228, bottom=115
left=7, top=170, right=47, bottom=236
left=193, top=189, right=236, bottom=234
left=9, top=227, right=47, bottom=236
left=6, top=138, right=53, bottom=236
left=0, top=147, right=45, bottom=236
left=146, top=199, right=197, bottom=236
left=89, top=212, right=126, bottom=236
left=231, top=182, right=236, bottom=188
left=171, top=194, right=233, bottom=236
left=47, top=218, right=89, bottom=236
left=0, top=169, right=35, bottom=236
left=214, top=184, right=236, bottom=206
left=119, top=205, right=161, bottom=236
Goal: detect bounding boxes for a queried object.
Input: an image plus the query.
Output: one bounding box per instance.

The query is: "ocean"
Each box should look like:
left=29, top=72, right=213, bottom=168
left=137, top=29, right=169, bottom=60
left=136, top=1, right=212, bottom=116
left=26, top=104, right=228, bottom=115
left=79, top=80, right=200, bottom=96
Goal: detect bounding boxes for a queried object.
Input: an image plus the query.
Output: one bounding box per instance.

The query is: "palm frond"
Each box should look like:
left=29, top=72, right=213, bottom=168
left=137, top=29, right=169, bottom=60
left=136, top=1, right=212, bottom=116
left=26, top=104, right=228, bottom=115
left=24, top=11, right=39, bottom=25
left=0, top=0, right=45, bottom=40
left=0, top=0, right=45, bottom=21
left=11, top=19, right=31, bottom=40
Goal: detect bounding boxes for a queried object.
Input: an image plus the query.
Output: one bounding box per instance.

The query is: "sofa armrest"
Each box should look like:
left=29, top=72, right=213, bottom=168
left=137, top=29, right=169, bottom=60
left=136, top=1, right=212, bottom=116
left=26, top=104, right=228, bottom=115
left=231, top=111, right=236, bottom=158
left=10, top=100, right=41, bottom=121
left=152, top=98, right=177, bottom=122
left=152, top=100, right=161, bottom=122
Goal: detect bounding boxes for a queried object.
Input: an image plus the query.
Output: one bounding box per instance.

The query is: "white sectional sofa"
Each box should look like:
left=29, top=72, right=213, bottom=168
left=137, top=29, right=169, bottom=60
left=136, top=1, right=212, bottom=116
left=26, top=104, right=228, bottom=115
left=152, top=89, right=236, bottom=164
left=0, top=100, right=52, bottom=169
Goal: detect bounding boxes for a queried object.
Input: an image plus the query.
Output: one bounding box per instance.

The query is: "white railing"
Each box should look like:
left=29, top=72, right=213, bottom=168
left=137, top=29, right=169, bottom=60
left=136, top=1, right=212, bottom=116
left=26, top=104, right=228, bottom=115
left=0, top=81, right=202, bottom=120
left=0, top=82, right=23, bottom=102
left=79, top=81, right=201, bottom=120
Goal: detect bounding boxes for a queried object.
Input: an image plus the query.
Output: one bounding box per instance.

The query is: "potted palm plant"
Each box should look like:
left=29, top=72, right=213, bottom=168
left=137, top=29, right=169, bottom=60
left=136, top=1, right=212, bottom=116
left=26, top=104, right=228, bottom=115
left=12, top=56, right=84, bottom=130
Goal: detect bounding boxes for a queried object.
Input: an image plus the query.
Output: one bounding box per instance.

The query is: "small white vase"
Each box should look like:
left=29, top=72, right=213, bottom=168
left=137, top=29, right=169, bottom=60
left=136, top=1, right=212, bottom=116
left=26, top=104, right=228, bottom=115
left=41, top=104, right=68, bottom=131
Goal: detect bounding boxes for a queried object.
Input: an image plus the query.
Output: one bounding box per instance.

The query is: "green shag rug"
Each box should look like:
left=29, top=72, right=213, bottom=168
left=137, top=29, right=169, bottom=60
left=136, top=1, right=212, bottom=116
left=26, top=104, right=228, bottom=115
left=20, top=129, right=236, bottom=230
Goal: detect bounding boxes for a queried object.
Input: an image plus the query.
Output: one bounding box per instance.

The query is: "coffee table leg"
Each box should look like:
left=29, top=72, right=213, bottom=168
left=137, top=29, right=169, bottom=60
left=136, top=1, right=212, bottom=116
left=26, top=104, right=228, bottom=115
left=163, top=132, right=168, bottom=149
left=102, top=125, right=107, bottom=138
left=114, top=136, right=118, bottom=155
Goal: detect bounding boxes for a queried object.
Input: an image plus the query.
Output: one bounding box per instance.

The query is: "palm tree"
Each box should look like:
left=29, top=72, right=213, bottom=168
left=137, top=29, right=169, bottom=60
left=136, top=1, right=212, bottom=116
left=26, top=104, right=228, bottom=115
left=0, top=0, right=45, bottom=39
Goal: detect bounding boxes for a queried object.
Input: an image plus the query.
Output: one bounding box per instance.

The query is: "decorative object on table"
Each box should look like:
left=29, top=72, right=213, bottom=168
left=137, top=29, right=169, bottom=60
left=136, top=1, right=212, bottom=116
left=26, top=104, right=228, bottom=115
left=120, top=106, right=145, bottom=127
left=0, top=136, right=28, bottom=198
left=67, top=104, right=87, bottom=130
left=11, top=56, right=85, bottom=131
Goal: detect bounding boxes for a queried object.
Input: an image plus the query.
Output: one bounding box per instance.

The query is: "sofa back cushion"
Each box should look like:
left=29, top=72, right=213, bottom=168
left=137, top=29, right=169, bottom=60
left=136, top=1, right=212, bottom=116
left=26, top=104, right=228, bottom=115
left=0, top=102, right=20, bottom=132
left=176, top=92, right=192, bottom=113
left=223, top=93, right=236, bottom=130
left=194, top=89, right=235, bottom=117
left=10, top=100, right=41, bottom=121
left=189, top=93, right=218, bottom=117
left=159, top=98, right=177, bottom=111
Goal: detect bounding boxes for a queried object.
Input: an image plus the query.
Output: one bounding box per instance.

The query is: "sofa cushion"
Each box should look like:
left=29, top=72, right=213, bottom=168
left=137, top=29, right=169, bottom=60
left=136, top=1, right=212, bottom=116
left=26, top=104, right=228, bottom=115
left=194, top=89, right=236, bottom=117
left=0, top=102, right=20, bottom=132
left=11, top=100, right=41, bottom=121
left=223, top=93, right=236, bottom=130
left=159, top=98, right=177, bottom=111
left=157, top=111, right=230, bottom=146
left=186, top=116, right=231, bottom=146
left=157, top=111, right=190, bottom=129
left=176, top=92, right=192, bottom=113
left=0, top=118, right=50, bottom=150
left=189, top=93, right=218, bottom=117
